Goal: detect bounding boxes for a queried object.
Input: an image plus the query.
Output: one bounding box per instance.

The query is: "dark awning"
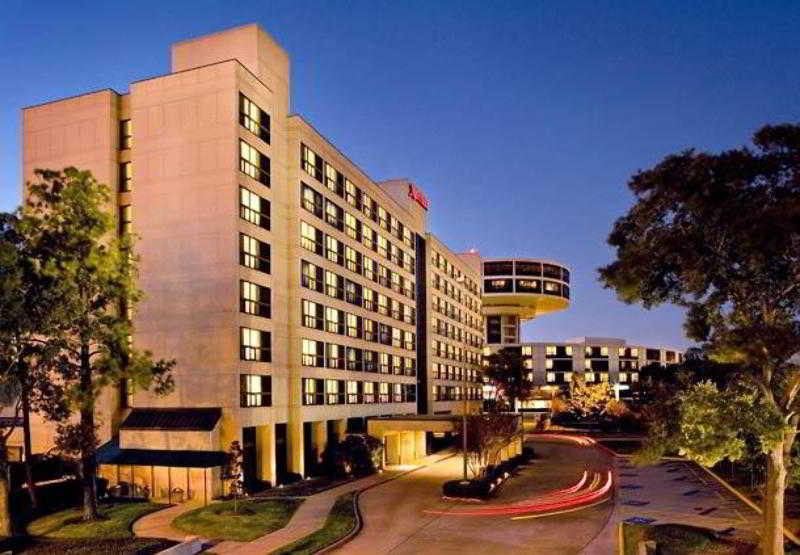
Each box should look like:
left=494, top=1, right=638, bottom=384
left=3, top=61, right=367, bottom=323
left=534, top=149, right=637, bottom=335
left=97, top=437, right=227, bottom=468
left=121, top=407, right=222, bottom=431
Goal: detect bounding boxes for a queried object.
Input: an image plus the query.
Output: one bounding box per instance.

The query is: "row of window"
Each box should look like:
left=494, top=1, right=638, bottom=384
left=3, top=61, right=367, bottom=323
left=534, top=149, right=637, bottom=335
left=432, top=317, right=482, bottom=349
left=302, top=378, right=416, bottom=406
left=302, top=260, right=416, bottom=326
left=301, top=299, right=416, bottom=351
left=483, top=260, right=570, bottom=283
left=431, top=385, right=483, bottom=401
left=523, top=359, right=641, bottom=371
left=431, top=362, right=481, bottom=383
left=432, top=339, right=480, bottom=364
left=300, top=220, right=416, bottom=302
left=483, top=278, right=570, bottom=299
left=521, top=345, right=677, bottom=362
left=302, top=183, right=415, bottom=275
left=302, top=339, right=415, bottom=375
left=432, top=295, right=481, bottom=331
left=301, top=144, right=416, bottom=251
left=431, top=271, right=480, bottom=314
left=430, top=250, right=479, bottom=295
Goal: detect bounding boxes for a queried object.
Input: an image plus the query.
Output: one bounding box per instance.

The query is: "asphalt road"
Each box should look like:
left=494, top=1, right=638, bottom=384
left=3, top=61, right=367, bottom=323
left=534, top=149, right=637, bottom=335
left=338, top=440, right=614, bottom=555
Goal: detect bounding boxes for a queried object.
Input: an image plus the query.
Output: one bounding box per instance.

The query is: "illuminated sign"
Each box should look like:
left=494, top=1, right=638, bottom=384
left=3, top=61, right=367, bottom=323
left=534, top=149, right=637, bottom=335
left=407, top=183, right=429, bottom=210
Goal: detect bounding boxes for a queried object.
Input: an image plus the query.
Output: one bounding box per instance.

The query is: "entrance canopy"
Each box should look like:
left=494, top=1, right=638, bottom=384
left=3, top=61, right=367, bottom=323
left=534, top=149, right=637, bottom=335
left=367, top=415, right=456, bottom=437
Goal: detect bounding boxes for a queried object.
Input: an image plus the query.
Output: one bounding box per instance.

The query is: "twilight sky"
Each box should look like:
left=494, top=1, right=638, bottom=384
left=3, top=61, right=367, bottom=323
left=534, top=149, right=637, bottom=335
left=1, top=1, right=798, bottom=349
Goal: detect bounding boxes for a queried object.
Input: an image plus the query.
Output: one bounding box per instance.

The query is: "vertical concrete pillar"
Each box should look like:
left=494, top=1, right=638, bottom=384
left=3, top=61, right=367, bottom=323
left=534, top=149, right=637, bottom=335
left=289, top=419, right=305, bottom=477
left=415, top=431, right=426, bottom=461
left=256, top=423, right=276, bottom=487
left=313, top=421, right=327, bottom=463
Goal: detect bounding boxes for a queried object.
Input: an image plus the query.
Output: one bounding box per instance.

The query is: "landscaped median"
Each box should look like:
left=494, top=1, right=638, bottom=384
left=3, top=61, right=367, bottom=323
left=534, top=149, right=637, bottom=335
left=442, top=446, right=535, bottom=499
left=0, top=499, right=177, bottom=555
left=270, top=492, right=357, bottom=555
left=172, top=497, right=303, bottom=542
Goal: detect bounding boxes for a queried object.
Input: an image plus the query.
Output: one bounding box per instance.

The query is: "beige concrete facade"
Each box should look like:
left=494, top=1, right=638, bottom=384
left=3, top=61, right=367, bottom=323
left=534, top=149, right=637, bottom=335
left=425, top=235, right=483, bottom=415
left=17, top=23, right=492, bottom=490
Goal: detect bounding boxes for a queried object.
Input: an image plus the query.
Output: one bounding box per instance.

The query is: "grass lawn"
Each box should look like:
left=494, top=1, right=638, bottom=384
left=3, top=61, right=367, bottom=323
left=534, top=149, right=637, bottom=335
left=173, top=497, right=303, bottom=542
left=258, top=476, right=353, bottom=498
left=623, top=523, right=756, bottom=555
left=27, top=500, right=166, bottom=539
left=270, top=492, right=357, bottom=555
left=1, top=500, right=176, bottom=554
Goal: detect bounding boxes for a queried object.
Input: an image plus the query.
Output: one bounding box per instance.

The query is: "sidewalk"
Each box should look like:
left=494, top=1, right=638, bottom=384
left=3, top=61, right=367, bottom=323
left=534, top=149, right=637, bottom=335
left=133, top=500, right=206, bottom=542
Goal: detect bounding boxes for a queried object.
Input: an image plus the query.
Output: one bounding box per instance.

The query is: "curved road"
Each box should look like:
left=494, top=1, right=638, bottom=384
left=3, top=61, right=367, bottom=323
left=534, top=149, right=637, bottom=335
left=338, top=440, right=613, bottom=554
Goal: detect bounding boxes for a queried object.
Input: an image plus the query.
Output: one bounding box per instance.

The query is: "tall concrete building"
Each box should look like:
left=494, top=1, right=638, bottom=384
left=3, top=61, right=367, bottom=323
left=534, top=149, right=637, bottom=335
left=19, top=24, right=484, bottom=500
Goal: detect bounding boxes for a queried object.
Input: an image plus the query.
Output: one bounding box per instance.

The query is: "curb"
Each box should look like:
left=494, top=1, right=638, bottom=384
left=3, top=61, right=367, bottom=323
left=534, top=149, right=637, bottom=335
left=315, top=452, right=459, bottom=554
left=697, top=463, right=800, bottom=546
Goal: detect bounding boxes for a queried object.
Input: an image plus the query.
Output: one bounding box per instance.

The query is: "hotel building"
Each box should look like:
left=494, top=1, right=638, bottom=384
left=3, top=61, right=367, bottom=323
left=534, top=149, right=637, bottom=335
left=18, top=24, right=487, bottom=500
left=16, top=24, right=681, bottom=501
left=479, top=258, right=683, bottom=409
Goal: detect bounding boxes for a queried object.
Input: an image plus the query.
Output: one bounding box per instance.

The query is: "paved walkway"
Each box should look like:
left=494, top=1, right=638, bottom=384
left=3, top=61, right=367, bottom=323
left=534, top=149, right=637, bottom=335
left=338, top=440, right=614, bottom=554
left=133, top=500, right=206, bottom=541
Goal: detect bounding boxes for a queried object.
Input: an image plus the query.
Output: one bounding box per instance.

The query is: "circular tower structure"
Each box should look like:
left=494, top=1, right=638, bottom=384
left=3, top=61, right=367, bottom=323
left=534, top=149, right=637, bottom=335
left=481, top=258, right=571, bottom=347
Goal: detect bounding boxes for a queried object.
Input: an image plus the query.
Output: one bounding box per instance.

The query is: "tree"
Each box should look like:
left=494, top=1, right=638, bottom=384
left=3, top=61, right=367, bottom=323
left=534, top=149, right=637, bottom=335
left=483, top=348, right=534, bottom=411
left=20, top=168, right=175, bottom=521
left=223, top=440, right=244, bottom=513
left=452, top=413, right=519, bottom=479
left=599, top=124, right=800, bottom=554
left=568, top=375, right=612, bottom=419
left=0, top=212, right=71, bottom=518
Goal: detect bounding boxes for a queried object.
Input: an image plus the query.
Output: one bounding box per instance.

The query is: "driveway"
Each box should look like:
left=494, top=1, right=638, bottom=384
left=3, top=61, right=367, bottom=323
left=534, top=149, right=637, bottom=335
left=338, top=440, right=614, bottom=554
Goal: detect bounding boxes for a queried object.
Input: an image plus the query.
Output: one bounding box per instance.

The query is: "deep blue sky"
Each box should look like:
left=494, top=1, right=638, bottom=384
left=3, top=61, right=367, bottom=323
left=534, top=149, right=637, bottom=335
left=2, top=1, right=798, bottom=349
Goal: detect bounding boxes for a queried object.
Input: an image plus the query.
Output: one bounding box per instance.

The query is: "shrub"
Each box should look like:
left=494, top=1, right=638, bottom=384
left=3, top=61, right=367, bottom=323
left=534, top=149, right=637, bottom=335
left=321, top=434, right=383, bottom=478
left=442, top=479, right=494, bottom=499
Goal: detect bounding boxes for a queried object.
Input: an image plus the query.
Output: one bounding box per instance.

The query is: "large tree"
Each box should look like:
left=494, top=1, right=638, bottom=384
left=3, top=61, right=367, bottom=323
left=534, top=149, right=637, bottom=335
left=0, top=212, right=70, bottom=532
left=483, top=348, right=534, bottom=411
left=20, top=168, right=175, bottom=520
left=599, top=124, right=800, bottom=554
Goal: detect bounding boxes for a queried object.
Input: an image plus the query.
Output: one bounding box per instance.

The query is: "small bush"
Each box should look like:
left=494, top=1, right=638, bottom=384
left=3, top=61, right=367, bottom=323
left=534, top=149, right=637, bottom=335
left=320, top=434, right=383, bottom=478
left=442, top=479, right=494, bottom=499
left=521, top=446, right=535, bottom=461
left=280, top=472, right=304, bottom=485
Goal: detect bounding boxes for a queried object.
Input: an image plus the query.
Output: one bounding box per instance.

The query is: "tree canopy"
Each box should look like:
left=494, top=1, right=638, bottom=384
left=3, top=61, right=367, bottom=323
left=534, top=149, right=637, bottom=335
left=599, top=124, right=800, bottom=554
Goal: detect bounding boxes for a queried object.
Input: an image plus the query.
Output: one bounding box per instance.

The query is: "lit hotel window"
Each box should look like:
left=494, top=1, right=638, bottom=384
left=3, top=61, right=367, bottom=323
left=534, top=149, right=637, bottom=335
left=239, top=93, right=270, bottom=144
left=240, top=375, right=271, bottom=407
left=585, top=371, right=595, bottom=382
left=240, top=280, right=271, bottom=318
left=240, top=187, right=270, bottom=230
left=119, top=119, right=132, bottom=150
left=303, top=378, right=324, bottom=405
left=301, top=144, right=324, bottom=182
left=347, top=380, right=362, bottom=404
left=119, top=205, right=132, bottom=235
left=301, top=221, right=324, bottom=255
left=619, top=372, right=628, bottom=383
left=546, top=345, right=556, bottom=356
left=601, top=346, right=609, bottom=356
left=546, top=372, right=556, bottom=383
left=566, top=345, right=573, bottom=356
left=545, top=359, right=553, bottom=369
left=240, top=139, right=270, bottom=186
left=327, top=379, right=345, bottom=404
left=119, top=162, right=132, bottom=192
left=240, top=327, right=270, bottom=362
left=364, top=382, right=376, bottom=403
left=302, top=339, right=324, bottom=367
left=240, top=233, right=270, bottom=273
